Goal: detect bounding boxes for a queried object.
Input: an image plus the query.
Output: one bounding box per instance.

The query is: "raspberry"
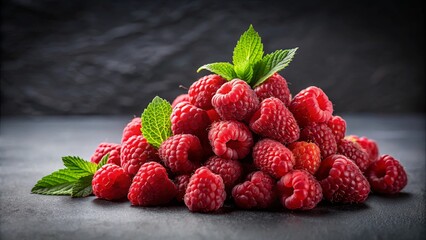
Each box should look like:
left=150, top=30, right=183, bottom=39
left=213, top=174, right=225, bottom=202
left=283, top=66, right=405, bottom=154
left=254, top=73, right=292, bottom=106
left=289, top=86, right=333, bottom=126
left=365, top=155, right=407, bottom=194
left=171, top=101, right=211, bottom=138
left=171, top=94, right=190, bottom=109
left=174, top=175, right=190, bottom=202
left=337, top=139, right=371, bottom=172
left=206, top=108, right=221, bottom=122
left=252, top=139, right=295, bottom=179
left=90, top=142, right=121, bottom=166
left=184, top=167, right=226, bottom=212
left=121, top=135, right=160, bottom=176
left=326, top=115, right=346, bottom=142
left=204, top=156, right=243, bottom=191
left=212, top=79, right=260, bottom=121
left=315, top=154, right=370, bottom=203
left=159, top=134, right=203, bottom=174
left=232, top=171, right=276, bottom=209
left=128, top=162, right=177, bottom=206
left=288, top=141, right=321, bottom=175
left=121, top=117, right=142, bottom=144
left=188, top=74, right=226, bottom=110
left=346, top=135, right=379, bottom=163
left=208, top=120, right=253, bottom=160
left=92, top=164, right=132, bottom=201
left=277, top=170, right=322, bottom=210
left=249, top=97, right=300, bottom=145
left=300, top=123, right=337, bottom=159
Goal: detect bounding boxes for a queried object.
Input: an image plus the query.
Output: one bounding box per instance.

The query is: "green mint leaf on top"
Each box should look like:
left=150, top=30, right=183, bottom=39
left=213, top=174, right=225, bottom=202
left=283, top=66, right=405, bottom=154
left=31, top=168, right=81, bottom=195
left=141, top=96, right=172, bottom=148
left=234, top=60, right=254, bottom=83
left=62, top=156, right=97, bottom=176
left=253, top=48, right=298, bottom=87
left=71, top=175, right=94, bottom=198
left=97, top=153, right=109, bottom=170
left=197, top=62, right=236, bottom=80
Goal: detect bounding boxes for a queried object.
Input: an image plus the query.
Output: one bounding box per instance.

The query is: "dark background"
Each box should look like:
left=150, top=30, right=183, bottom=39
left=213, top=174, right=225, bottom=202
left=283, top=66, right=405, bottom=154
left=1, top=0, right=424, bottom=116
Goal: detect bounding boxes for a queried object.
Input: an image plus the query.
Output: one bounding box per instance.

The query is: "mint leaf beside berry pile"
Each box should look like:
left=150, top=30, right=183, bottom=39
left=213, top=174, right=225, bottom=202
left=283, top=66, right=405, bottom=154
left=32, top=24, right=408, bottom=212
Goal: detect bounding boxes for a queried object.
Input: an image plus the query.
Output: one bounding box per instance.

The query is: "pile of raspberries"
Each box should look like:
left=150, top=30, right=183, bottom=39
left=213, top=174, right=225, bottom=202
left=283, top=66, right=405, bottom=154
left=91, top=73, right=408, bottom=212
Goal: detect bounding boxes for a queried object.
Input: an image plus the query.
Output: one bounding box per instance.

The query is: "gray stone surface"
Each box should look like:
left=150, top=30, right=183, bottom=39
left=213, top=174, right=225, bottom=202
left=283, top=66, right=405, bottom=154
left=0, top=115, right=425, bottom=240
left=1, top=0, right=424, bottom=115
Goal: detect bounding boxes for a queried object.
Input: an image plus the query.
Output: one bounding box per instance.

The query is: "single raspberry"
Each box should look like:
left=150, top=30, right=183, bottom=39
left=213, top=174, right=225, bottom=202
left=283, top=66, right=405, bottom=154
left=300, top=123, right=337, bottom=159
left=289, top=86, right=333, bottom=126
left=128, top=162, right=177, bottom=206
left=184, top=167, right=226, bottom=212
left=171, top=94, right=190, bottom=109
left=204, top=156, right=243, bottom=191
left=326, top=115, right=346, bottom=142
left=171, top=101, right=211, bottom=138
left=212, top=79, right=260, bottom=121
left=337, top=139, right=371, bottom=172
left=92, top=164, right=132, bottom=201
left=206, top=108, right=221, bottom=122
left=121, top=117, right=142, bottom=144
left=188, top=74, right=226, bottom=110
left=254, top=73, right=292, bottom=106
left=365, top=155, right=407, bottom=194
left=252, top=139, right=295, bottom=179
left=346, top=135, right=379, bottom=163
left=159, top=134, right=203, bottom=175
left=315, top=154, right=370, bottom=203
left=90, top=142, right=121, bottom=166
left=208, top=120, right=253, bottom=160
left=288, top=141, right=321, bottom=175
left=174, top=175, right=190, bottom=202
left=121, top=135, right=160, bottom=176
left=232, top=171, right=276, bottom=209
left=249, top=97, right=300, bottom=145
left=277, top=170, right=322, bottom=210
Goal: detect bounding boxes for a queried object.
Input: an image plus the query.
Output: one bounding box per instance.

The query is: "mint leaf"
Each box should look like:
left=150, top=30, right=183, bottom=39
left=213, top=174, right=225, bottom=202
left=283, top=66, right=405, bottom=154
left=62, top=156, right=97, bottom=176
left=31, top=168, right=81, bottom=195
left=97, top=153, right=109, bottom=170
left=253, top=48, right=298, bottom=87
left=71, top=175, right=94, bottom=198
left=141, top=96, right=172, bottom=148
left=234, top=60, right=253, bottom=83
left=197, top=62, right=236, bottom=80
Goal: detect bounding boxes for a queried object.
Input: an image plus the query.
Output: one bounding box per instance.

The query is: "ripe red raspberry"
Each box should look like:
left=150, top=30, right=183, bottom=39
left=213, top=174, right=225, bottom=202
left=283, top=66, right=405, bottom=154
left=121, top=117, right=142, bottom=144
left=288, top=141, right=321, bottom=175
left=121, top=135, right=160, bottom=176
left=346, top=135, right=379, bottom=163
left=128, top=162, right=177, bottom=206
left=289, top=86, right=333, bottom=126
left=326, top=115, right=346, bottom=142
left=174, top=175, right=190, bottom=202
left=184, top=167, right=226, bottom=212
left=204, top=156, right=243, bottom=191
left=365, top=155, right=407, bottom=194
left=252, top=139, right=295, bottom=179
left=249, top=97, right=300, bottom=145
left=300, top=123, right=337, bottom=159
left=208, top=120, right=253, bottom=160
left=337, top=139, right=371, bottom=172
left=277, top=170, right=322, bottom=210
left=212, top=79, right=260, bottom=121
left=92, top=164, right=132, bottom=201
left=232, top=171, right=276, bottom=209
left=315, top=154, right=370, bottom=203
left=188, top=74, right=226, bottom=110
left=90, top=142, right=121, bottom=166
left=159, top=134, right=203, bottom=175
left=171, top=101, right=211, bottom=139
left=171, top=94, right=190, bottom=109
left=254, top=73, right=292, bottom=106
left=206, top=108, right=221, bottom=122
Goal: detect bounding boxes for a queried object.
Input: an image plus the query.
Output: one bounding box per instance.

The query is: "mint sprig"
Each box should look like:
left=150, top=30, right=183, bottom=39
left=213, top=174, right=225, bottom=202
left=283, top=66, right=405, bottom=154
left=141, top=96, right=172, bottom=148
left=197, top=24, right=298, bottom=87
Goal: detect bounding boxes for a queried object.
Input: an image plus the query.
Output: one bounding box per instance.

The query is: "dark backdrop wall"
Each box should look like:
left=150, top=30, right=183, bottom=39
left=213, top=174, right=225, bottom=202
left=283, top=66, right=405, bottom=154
left=1, top=0, right=424, bottom=116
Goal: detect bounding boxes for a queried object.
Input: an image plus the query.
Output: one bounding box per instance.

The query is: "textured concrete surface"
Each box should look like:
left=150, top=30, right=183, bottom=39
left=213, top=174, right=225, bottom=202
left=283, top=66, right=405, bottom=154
left=1, top=0, right=424, bottom=115
left=0, top=115, right=425, bottom=240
